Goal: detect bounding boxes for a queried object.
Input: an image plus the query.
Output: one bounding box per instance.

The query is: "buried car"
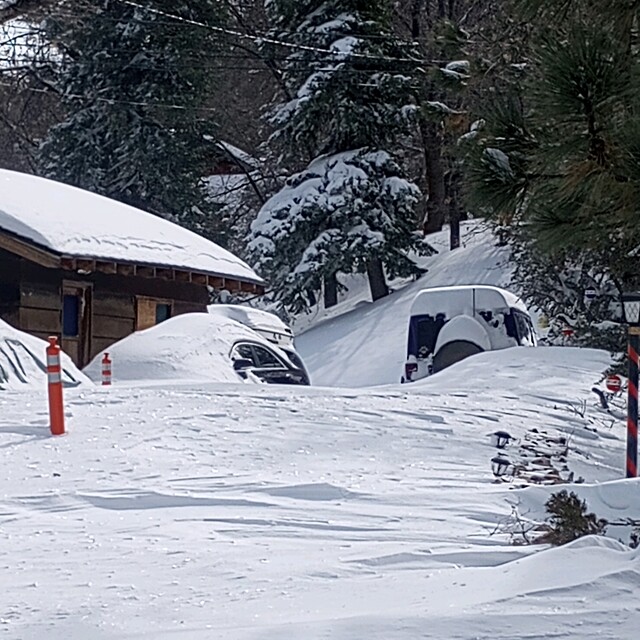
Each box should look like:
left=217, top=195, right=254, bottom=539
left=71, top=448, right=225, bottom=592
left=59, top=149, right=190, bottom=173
left=403, top=285, right=536, bottom=382
left=208, top=304, right=310, bottom=384
left=84, top=312, right=309, bottom=385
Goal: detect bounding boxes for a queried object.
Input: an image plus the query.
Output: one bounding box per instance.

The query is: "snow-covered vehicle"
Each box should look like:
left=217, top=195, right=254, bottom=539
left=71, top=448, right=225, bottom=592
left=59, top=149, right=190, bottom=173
left=208, top=304, right=310, bottom=384
left=84, top=312, right=309, bottom=386
left=0, top=319, right=89, bottom=391
left=403, top=285, right=536, bottom=382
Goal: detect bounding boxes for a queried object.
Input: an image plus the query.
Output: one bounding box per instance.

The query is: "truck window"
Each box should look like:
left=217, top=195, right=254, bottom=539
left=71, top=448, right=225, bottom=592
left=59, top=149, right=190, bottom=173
left=409, top=314, right=446, bottom=358
left=513, top=310, right=534, bottom=345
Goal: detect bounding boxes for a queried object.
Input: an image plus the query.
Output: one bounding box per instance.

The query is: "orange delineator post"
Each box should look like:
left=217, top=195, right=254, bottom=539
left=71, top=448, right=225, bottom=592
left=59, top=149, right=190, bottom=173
left=46, top=336, right=65, bottom=436
left=101, top=352, right=112, bottom=386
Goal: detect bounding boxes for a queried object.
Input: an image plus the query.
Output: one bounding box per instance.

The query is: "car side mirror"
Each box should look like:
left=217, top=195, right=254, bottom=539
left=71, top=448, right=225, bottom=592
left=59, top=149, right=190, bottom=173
left=233, top=358, right=253, bottom=371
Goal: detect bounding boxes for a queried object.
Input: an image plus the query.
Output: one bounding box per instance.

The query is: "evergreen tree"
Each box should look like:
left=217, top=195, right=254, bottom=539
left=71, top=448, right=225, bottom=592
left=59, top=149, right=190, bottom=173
left=250, top=0, right=428, bottom=312
left=464, top=2, right=640, bottom=343
left=37, top=1, right=228, bottom=240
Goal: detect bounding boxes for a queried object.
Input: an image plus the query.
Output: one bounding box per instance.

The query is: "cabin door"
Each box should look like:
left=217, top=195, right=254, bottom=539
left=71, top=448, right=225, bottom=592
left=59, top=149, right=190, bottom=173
left=61, top=282, right=92, bottom=367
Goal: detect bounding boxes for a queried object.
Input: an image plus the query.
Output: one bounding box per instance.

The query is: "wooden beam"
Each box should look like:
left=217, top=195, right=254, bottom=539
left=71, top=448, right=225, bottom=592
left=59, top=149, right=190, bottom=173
left=61, top=257, right=76, bottom=271
left=0, top=232, right=60, bottom=269
left=241, top=281, right=255, bottom=293
left=175, top=270, right=192, bottom=283
left=76, top=259, right=95, bottom=274
left=116, top=263, right=135, bottom=276
left=156, top=267, right=175, bottom=280
left=136, top=265, right=156, bottom=278
left=191, top=273, right=207, bottom=285
left=207, top=276, right=225, bottom=289
left=96, top=261, right=117, bottom=274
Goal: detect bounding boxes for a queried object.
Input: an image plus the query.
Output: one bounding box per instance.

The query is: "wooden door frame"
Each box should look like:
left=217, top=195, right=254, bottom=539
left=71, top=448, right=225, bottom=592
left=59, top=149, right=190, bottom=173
left=62, top=280, right=93, bottom=367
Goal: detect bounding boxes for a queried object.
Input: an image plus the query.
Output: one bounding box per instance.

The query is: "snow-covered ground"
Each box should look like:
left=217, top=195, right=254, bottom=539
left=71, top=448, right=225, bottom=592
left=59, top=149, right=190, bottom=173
left=2, top=222, right=638, bottom=639
left=1, top=345, right=638, bottom=639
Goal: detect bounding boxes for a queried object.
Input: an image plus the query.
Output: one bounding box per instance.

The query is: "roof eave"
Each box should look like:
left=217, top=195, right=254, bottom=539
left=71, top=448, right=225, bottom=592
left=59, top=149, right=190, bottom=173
left=0, top=230, right=265, bottom=293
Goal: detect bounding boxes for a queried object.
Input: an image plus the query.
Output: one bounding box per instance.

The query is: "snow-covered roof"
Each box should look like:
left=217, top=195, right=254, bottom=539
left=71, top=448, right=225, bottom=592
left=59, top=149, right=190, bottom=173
left=216, top=141, right=260, bottom=170
left=0, top=169, right=263, bottom=285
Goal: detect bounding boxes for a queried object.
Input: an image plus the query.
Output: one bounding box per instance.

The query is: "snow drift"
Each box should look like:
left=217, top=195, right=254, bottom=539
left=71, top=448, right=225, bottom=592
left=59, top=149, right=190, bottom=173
left=0, top=319, right=89, bottom=391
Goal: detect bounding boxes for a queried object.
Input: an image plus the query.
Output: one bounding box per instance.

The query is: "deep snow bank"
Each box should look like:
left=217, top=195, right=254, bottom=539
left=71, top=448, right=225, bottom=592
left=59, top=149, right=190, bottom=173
left=0, top=320, right=89, bottom=391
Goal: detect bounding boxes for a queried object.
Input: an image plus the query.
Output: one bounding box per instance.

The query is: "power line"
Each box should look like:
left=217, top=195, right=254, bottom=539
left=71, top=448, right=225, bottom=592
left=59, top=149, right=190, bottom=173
left=117, top=0, right=424, bottom=66
left=37, top=6, right=429, bottom=45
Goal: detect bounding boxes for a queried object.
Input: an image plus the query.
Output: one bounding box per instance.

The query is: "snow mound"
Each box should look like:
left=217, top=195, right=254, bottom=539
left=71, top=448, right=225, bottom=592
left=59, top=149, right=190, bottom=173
left=0, top=169, right=262, bottom=284
left=0, top=320, right=89, bottom=391
left=83, top=312, right=288, bottom=384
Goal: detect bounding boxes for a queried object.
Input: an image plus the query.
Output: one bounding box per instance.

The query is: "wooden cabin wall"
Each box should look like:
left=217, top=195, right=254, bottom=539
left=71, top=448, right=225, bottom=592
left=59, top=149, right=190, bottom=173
left=11, top=258, right=209, bottom=364
left=0, top=249, right=21, bottom=327
left=18, top=261, right=61, bottom=340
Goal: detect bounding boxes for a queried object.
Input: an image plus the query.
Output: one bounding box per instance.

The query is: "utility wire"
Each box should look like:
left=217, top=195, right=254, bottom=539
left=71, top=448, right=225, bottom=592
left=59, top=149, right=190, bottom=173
left=117, top=0, right=424, bottom=65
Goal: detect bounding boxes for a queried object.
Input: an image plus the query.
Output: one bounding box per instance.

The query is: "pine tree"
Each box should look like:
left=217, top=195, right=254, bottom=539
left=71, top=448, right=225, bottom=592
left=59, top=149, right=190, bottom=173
left=37, top=1, right=228, bottom=241
left=463, top=2, right=640, bottom=342
left=250, top=0, right=428, bottom=312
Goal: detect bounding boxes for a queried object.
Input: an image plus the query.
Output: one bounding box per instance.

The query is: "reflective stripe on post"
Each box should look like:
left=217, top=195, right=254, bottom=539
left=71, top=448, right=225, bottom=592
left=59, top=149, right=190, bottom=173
left=46, top=336, right=65, bottom=436
left=101, top=353, right=112, bottom=386
left=627, top=332, right=639, bottom=478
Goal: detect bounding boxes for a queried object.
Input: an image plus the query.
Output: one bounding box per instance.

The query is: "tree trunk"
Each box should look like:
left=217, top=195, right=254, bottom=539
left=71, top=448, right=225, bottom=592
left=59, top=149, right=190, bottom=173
left=420, top=117, right=447, bottom=234
left=323, top=272, right=338, bottom=309
left=366, top=258, right=389, bottom=301
left=449, top=212, right=461, bottom=249
left=411, top=0, right=426, bottom=37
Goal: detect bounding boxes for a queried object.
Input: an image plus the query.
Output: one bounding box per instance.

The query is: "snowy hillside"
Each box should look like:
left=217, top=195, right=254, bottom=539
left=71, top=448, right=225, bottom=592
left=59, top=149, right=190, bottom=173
left=296, top=221, right=514, bottom=386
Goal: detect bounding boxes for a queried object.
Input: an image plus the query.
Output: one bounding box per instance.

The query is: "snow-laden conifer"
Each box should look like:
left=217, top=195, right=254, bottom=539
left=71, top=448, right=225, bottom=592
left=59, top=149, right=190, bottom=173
left=37, top=1, right=227, bottom=240
left=251, top=0, right=427, bottom=311
left=250, top=149, right=423, bottom=312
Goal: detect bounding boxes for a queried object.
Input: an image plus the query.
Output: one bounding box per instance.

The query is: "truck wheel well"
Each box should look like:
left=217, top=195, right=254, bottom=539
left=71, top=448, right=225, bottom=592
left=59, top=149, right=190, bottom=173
left=432, top=340, right=484, bottom=373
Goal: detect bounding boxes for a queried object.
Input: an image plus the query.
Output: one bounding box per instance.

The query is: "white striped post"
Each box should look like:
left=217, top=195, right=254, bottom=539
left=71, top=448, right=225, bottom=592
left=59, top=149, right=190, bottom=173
left=101, top=352, right=112, bottom=386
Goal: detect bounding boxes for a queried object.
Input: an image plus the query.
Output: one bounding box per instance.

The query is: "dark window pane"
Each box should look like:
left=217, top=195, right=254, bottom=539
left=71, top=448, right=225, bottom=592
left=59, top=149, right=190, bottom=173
left=283, top=349, right=304, bottom=370
left=155, top=303, right=171, bottom=324
left=232, top=344, right=256, bottom=363
left=63, top=295, right=79, bottom=337
left=253, top=346, right=282, bottom=367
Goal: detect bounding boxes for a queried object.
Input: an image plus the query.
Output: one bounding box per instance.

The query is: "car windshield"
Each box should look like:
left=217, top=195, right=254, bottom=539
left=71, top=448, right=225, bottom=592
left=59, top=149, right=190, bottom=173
left=282, top=348, right=305, bottom=371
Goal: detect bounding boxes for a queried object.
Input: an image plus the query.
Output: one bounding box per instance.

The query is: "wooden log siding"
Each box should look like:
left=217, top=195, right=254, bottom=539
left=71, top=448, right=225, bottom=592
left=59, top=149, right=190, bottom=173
left=0, top=239, right=262, bottom=366
left=17, top=278, right=61, bottom=338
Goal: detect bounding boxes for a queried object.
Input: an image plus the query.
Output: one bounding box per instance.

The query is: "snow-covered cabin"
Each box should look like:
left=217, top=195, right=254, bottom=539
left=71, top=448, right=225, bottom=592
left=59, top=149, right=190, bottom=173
left=0, top=170, right=264, bottom=367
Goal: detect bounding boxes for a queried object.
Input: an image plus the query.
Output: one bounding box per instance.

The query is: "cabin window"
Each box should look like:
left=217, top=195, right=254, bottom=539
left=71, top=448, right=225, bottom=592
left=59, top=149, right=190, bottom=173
left=136, top=297, right=173, bottom=331
left=61, top=282, right=92, bottom=368
left=62, top=294, right=80, bottom=337
left=155, top=304, right=172, bottom=324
